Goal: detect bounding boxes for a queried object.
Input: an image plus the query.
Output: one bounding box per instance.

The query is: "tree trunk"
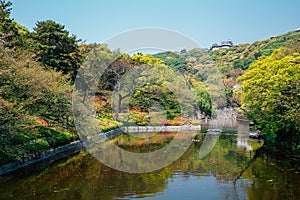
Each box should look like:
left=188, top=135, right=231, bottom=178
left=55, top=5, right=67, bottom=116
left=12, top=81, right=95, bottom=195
left=115, top=94, right=122, bottom=120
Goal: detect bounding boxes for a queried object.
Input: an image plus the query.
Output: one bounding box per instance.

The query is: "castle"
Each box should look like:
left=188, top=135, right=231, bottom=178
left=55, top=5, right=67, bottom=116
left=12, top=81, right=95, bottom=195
left=209, top=40, right=233, bottom=51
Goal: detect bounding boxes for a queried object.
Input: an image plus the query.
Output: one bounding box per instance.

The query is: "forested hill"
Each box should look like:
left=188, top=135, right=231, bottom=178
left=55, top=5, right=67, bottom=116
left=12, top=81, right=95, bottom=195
left=153, top=30, right=300, bottom=108
left=209, top=29, right=300, bottom=107
left=211, top=30, right=300, bottom=71
left=153, top=30, right=300, bottom=153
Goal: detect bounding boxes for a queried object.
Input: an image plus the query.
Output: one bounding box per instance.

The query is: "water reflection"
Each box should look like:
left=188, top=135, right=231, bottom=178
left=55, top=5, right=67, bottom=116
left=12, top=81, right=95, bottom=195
left=0, top=120, right=299, bottom=200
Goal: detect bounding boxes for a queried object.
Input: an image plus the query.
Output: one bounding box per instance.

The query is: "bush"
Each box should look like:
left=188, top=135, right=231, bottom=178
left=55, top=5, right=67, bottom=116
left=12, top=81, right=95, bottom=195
left=38, top=126, right=73, bottom=148
left=23, top=139, right=50, bottom=154
left=98, top=117, right=120, bottom=132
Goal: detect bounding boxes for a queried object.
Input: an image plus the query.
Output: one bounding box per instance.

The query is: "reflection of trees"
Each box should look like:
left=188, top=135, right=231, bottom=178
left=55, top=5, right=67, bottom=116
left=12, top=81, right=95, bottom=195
left=198, top=134, right=220, bottom=159
left=2, top=135, right=297, bottom=200
left=86, top=131, right=196, bottom=173
left=243, top=147, right=300, bottom=200
left=0, top=152, right=171, bottom=200
left=192, top=135, right=256, bottom=182
left=0, top=133, right=253, bottom=199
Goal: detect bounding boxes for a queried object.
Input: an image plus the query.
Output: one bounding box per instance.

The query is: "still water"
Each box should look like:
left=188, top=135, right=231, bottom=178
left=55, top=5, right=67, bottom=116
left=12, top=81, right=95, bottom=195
left=0, top=119, right=299, bottom=200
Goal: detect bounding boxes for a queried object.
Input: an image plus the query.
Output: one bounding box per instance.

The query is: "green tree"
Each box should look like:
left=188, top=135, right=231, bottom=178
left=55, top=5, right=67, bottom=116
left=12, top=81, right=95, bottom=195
left=237, top=48, right=300, bottom=151
left=153, top=51, right=188, bottom=72
left=0, top=0, right=14, bottom=37
left=31, top=20, right=83, bottom=81
left=0, top=52, right=73, bottom=128
left=0, top=1, right=31, bottom=49
left=190, top=80, right=212, bottom=117
left=0, top=2, right=77, bottom=164
left=0, top=46, right=74, bottom=164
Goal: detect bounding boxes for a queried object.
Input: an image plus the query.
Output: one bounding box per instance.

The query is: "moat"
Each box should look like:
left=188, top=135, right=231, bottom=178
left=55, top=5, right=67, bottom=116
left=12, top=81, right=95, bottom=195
left=0, top=119, right=299, bottom=200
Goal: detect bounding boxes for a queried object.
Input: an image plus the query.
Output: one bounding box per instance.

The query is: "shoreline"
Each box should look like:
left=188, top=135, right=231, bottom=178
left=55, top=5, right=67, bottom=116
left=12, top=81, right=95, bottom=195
left=0, top=125, right=201, bottom=176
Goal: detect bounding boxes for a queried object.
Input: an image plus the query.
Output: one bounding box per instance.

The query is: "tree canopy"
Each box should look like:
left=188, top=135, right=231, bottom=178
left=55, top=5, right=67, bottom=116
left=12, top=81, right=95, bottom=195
left=238, top=48, right=300, bottom=151
left=31, top=20, right=83, bottom=81
left=0, top=1, right=76, bottom=164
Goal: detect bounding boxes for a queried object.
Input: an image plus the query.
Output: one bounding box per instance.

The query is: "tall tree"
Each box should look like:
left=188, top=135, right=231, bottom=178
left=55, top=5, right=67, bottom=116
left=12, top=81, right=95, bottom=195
left=0, top=0, right=13, bottom=33
left=237, top=48, right=300, bottom=150
left=32, top=20, right=83, bottom=81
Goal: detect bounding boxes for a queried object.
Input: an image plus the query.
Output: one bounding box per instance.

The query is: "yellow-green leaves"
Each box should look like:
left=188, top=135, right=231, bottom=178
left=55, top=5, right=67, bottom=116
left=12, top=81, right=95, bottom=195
left=237, top=48, right=300, bottom=148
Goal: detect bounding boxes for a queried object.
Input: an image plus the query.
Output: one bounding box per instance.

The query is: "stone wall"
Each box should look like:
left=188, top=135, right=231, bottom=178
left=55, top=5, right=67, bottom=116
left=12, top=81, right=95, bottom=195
left=122, top=125, right=201, bottom=133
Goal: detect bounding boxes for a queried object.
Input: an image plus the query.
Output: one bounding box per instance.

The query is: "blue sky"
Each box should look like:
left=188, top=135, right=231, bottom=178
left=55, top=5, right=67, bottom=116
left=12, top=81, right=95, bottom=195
left=10, top=0, right=300, bottom=48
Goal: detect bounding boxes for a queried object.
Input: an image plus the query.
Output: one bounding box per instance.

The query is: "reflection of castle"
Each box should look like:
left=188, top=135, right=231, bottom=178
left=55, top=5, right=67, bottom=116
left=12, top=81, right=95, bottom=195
left=236, top=121, right=253, bottom=151
left=210, top=40, right=233, bottom=51
left=237, top=136, right=252, bottom=151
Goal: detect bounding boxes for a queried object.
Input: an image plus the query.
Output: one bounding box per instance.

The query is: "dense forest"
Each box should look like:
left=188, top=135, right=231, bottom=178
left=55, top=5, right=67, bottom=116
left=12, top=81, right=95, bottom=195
left=209, top=33, right=300, bottom=152
left=0, top=0, right=299, bottom=165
